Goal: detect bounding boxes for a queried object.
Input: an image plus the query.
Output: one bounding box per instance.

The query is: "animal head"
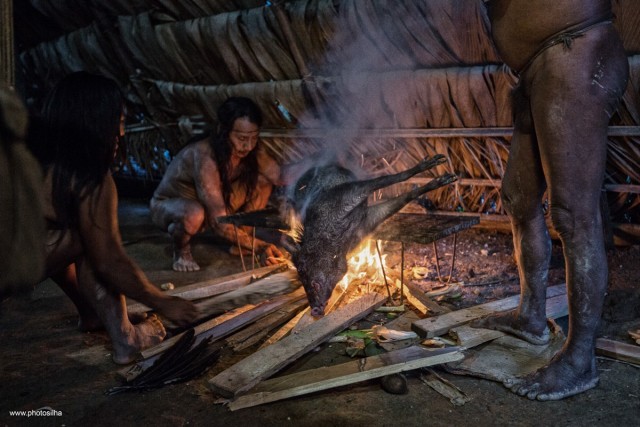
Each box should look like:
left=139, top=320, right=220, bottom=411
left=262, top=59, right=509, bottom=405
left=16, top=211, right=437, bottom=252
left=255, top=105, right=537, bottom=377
left=293, top=248, right=348, bottom=317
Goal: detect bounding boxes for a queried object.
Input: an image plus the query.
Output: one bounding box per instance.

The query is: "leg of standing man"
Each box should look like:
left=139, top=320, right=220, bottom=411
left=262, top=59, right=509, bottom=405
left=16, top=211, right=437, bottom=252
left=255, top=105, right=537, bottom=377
left=475, top=23, right=628, bottom=400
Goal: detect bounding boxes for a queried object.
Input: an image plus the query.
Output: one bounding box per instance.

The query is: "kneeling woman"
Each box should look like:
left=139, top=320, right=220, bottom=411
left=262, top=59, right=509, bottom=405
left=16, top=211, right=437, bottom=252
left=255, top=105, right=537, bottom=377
left=29, top=72, right=197, bottom=364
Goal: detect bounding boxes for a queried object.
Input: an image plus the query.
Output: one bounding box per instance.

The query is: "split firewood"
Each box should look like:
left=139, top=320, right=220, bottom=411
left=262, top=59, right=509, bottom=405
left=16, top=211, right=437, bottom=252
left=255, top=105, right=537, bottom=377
left=195, top=269, right=300, bottom=320
left=628, top=329, right=640, bottom=345
left=596, top=338, right=640, bottom=365
left=258, top=307, right=310, bottom=349
left=208, top=292, right=387, bottom=398
left=226, top=346, right=464, bottom=410
left=118, top=288, right=307, bottom=382
left=225, top=298, right=308, bottom=352
left=419, top=368, right=471, bottom=406
left=412, top=284, right=566, bottom=338
left=290, top=279, right=359, bottom=334
left=127, top=264, right=283, bottom=314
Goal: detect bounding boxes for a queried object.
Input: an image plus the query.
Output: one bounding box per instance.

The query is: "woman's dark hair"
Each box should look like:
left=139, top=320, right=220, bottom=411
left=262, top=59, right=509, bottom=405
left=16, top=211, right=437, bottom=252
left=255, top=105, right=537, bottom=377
left=211, top=96, right=263, bottom=211
left=28, top=71, right=123, bottom=229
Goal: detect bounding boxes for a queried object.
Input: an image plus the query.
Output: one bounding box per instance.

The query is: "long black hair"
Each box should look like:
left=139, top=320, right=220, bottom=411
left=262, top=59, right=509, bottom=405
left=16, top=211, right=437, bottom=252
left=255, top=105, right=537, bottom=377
left=211, top=96, right=262, bottom=211
left=28, top=71, right=123, bottom=230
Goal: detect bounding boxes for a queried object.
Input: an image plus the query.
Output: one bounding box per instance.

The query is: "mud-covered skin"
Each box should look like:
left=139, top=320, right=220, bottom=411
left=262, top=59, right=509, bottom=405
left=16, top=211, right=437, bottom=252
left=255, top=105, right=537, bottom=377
left=475, top=0, right=629, bottom=400
left=290, top=155, right=456, bottom=316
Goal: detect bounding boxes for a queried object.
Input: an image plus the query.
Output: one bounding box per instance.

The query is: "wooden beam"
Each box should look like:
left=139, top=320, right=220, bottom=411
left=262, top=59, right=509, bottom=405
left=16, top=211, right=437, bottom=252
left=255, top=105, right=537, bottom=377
left=596, top=338, right=640, bottom=365
left=208, top=292, right=386, bottom=398
left=412, top=284, right=566, bottom=338
left=260, top=126, right=640, bottom=139
left=127, top=265, right=284, bottom=313
left=0, top=0, right=14, bottom=87
left=227, top=346, right=464, bottom=410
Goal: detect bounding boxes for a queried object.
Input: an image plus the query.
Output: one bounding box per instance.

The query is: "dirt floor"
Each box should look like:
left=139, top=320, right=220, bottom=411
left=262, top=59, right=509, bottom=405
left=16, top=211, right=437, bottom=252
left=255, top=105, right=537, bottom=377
left=1, top=198, right=639, bottom=427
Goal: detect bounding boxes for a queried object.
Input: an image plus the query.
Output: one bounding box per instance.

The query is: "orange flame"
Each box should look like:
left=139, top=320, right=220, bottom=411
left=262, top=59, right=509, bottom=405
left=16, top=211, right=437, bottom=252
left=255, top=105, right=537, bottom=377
left=338, top=239, right=387, bottom=290
left=286, top=213, right=387, bottom=290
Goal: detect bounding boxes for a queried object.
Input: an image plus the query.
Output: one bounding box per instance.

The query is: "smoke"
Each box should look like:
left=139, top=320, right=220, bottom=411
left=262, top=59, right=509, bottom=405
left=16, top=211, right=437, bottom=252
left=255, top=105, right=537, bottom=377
left=283, top=1, right=422, bottom=191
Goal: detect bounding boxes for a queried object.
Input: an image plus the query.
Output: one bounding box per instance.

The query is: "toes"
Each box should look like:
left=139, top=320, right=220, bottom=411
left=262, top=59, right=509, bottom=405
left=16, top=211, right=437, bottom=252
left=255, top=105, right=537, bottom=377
left=503, top=377, right=521, bottom=388
left=173, top=260, right=200, bottom=272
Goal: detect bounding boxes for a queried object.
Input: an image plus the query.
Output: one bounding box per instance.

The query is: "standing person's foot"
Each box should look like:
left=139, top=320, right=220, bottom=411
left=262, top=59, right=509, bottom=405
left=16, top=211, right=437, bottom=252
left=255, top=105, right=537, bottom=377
left=504, top=351, right=599, bottom=400
left=471, top=309, right=550, bottom=345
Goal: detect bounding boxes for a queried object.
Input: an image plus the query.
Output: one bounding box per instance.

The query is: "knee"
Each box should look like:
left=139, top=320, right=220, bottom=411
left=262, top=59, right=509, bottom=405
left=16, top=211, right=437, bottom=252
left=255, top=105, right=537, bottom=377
left=549, top=205, right=574, bottom=240
left=501, top=183, right=539, bottom=223
left=181, top=204, right=205, bottom=235
left=549, top=204, right=600, bottom=242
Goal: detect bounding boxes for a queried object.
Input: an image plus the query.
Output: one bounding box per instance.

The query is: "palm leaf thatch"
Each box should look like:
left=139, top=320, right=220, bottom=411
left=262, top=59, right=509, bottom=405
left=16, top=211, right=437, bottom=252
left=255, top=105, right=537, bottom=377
left=15, top=0, right=640, bottom=226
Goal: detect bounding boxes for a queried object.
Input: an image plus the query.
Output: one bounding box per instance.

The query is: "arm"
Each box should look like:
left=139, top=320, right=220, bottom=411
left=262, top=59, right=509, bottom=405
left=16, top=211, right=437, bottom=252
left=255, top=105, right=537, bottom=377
left=195, top=151, right=282, bottom=260
left=77, top=174, right=197, bottom=325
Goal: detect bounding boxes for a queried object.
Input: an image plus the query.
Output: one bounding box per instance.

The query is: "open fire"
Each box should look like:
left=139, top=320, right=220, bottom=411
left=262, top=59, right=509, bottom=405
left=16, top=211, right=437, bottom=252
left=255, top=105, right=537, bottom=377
left=337, top=239, right=388, bottom=291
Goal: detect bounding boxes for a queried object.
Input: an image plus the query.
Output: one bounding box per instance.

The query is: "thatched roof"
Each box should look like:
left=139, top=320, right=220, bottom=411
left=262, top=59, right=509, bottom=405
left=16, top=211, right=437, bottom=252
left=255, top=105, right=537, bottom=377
left=13, top=0, right=640, bottom=225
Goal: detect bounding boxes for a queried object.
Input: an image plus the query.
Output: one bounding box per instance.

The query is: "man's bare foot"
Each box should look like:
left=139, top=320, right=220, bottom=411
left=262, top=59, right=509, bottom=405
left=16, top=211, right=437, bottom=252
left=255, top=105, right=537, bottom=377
left=78, top=311, right=148, bottom=332
left=111, top=314, right=167, bottom=364
left=471, top=310, right=550, bottom=345
left=504, top=351, right=599, bottom=400
left=173, top=251, right=200, bottom=272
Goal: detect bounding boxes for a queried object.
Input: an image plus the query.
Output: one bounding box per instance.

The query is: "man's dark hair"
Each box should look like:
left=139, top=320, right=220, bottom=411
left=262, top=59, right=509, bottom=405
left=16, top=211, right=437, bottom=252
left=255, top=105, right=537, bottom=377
left=28, top=71, right=123, bottom=230
left=211, top=96, right=263, bottom=211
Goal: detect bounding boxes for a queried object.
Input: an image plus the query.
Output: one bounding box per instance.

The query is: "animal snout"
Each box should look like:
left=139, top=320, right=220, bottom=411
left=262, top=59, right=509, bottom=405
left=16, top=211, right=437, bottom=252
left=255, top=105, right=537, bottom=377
left=310, top=304, right=326, bottom=317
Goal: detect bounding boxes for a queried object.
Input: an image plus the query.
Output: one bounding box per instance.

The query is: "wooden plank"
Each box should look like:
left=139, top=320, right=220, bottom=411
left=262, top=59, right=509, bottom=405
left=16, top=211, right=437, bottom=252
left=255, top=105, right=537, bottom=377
left=260, top=126, right=640, bottom=139
left=258, top=307, right=310, bottom=349
left=596, top=338, right=640, bottom=365
left=195, top=270, right=299, bottom=318
left=400, top=284, right=429, bottom=316
left=412, top=284, right=566, bottom=338
left=226, top=298, right=308, bottom=351
left=127, top=265, right=283, bottom=313
left=227, top=346, right=464, bottom=410
left=141, top=287, right=307, bottom=360
left=447, top=293, right=568, bottom=350
left=403, top=281, right=450, bottom=314
left=208, top=292, right=386, bottom=398
left=290, top=280, right=354, bottom=334
left=117, top=303, right=256, bottom=382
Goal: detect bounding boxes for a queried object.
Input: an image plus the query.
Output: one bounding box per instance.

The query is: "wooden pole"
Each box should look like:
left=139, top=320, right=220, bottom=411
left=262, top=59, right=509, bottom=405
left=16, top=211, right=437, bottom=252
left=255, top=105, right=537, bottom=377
left=260, top=126, right=640, bottom=139
left=0, top=0, right=14, bottom=87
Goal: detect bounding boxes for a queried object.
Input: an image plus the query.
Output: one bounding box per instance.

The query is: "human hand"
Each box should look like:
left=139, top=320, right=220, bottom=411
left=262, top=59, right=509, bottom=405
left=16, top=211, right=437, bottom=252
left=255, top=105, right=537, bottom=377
left=156, top=296, right=199, bottom=327
left=261, top=244, right=287, bottom=266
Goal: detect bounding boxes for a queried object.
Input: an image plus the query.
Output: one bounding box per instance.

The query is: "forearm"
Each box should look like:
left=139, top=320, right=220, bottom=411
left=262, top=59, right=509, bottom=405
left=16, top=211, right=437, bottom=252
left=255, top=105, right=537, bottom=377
left=94, top=255, right=166, bottom=307
left=213, top=221, right=269, bottom=253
